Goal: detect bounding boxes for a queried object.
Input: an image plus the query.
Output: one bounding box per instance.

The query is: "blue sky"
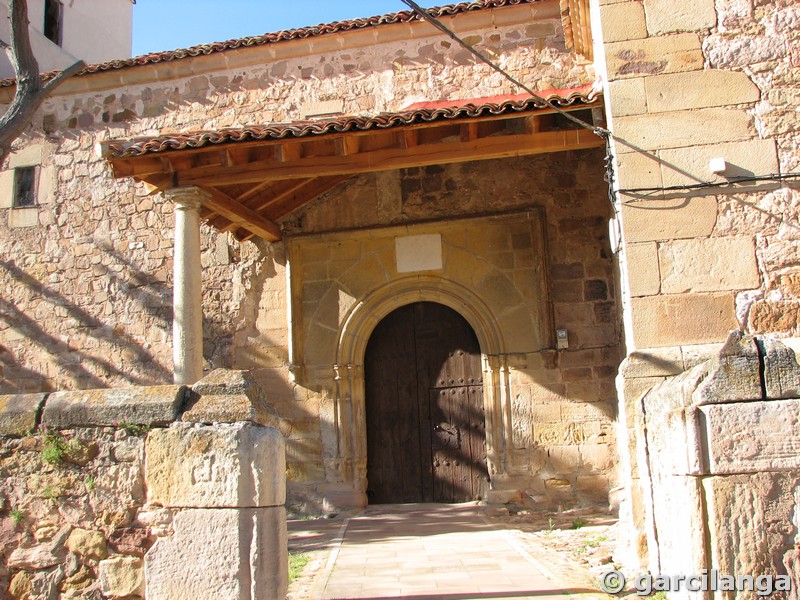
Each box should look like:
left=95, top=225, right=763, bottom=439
left=132, top=1, right=438, bottom=56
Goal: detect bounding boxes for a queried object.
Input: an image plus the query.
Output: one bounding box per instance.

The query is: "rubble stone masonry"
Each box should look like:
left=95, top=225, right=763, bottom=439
left=0, top=370, right=288, bottom=600
left=0, top=1, right=619, bottom=510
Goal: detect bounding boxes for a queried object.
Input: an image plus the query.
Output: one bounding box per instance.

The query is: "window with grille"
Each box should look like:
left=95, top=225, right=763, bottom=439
left=13, top=166, right=37, bottom=208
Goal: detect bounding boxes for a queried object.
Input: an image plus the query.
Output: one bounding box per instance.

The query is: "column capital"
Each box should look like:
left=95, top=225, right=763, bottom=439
left=165, top=186, right=211, bottom=210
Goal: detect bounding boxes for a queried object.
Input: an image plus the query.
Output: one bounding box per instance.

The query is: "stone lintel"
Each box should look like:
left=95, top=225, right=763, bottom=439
left=183, top=369, right=281, bottom=428
left=0, top=393, right=46, bottom=436
left=42, top=385, right=187, bottom=428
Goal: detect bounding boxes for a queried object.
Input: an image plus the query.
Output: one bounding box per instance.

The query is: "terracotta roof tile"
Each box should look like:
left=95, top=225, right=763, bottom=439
left=0, top=0, right=541, bottom=88
left=107, top=84, right=600, bottom=158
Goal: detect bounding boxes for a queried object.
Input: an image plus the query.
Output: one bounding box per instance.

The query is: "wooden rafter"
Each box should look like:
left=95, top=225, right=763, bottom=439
left=202, top=187, right=282, bottom=242
left=112, top=102, right=605, bottom=242
left=176, top=128, right=603, bottom=188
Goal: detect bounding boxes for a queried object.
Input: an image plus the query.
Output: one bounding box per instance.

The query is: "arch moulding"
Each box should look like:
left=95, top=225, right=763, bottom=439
left=330, top=275, right=515, bottom=507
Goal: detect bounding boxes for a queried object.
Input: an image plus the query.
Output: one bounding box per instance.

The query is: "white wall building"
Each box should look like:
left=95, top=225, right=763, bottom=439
left=0, top=0, right=133, bottom=78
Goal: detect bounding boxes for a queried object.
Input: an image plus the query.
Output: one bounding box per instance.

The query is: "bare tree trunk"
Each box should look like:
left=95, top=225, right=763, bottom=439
left=0, top=0, right=84, bottom=158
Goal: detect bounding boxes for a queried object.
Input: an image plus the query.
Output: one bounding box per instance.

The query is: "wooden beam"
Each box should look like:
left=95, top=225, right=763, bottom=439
left=335, top=136, right=360, bottom=156
left=261, top=175, right=349, bottom=220
left=461, top=123, right=478, bottom=142
left=109, top=102, right=604, bottom=179
left=201, top=187, right=282, bottom=242
left=178, top=129, right=605, bottom=188
left=276, top=142, right=302, bottom=163
left=249, top=179, right=313, bottom=212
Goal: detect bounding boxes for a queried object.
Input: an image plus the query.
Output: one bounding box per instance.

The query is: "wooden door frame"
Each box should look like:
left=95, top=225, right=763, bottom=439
left=333, top=275, right=513, bottom=507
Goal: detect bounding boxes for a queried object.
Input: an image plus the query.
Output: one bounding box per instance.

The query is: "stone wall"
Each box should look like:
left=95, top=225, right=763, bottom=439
left=0, top=371, right=287, bottom=600
left=272, top=150, right=621, bottom=510
left=0, top=0, right=592, bottom=395
left=596, top=0, right=800, bottom=567
left=631, top=333, right=800, bottom=597
left=0, top=0, right=619, bottom=516
left=599, top=0, right=800, bottom=350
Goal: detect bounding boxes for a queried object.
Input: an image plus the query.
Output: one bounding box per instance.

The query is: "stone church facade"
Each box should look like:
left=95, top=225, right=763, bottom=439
left=0, top=0, right=798, bottom=589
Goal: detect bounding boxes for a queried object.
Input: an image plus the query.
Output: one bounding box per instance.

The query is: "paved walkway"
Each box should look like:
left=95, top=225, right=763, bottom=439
left=291, top=503, right=607, bottom=600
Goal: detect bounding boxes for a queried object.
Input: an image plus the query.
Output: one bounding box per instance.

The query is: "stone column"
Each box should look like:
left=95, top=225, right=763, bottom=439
left=166, top=187, right=208, bottom=385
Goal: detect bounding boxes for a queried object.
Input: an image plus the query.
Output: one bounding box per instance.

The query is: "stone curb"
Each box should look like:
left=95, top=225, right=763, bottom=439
left=0, top=393, right=47, bottom=435
left=41, top=385, right=188, bottom=428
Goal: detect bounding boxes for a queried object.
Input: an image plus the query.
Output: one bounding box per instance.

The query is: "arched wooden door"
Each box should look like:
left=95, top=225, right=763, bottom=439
left=364, top=302, right=488, bottom=504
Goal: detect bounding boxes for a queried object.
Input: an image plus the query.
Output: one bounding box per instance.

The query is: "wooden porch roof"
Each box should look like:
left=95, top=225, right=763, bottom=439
left=104, top=85, right=605, bottom=242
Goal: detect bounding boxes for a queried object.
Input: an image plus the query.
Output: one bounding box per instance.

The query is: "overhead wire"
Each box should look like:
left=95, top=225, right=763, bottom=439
left=400, top=0, right=621, bottom=223
left=399, top=0, right=610, bottom=139
left=619, top=172, right=800, bottom=200
left=397, top=0, right=793, bottom=226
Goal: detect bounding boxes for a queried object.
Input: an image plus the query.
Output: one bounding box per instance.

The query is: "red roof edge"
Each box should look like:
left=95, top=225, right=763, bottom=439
left=0, top=0, right=542, bottom=89
left=107, top=84, right=602, bottom=159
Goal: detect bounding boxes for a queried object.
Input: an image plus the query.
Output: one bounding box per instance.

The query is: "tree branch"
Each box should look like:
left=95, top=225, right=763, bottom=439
left=41, top=59, right=85, bottom=94
left=0, top=0, right=85, bottom=159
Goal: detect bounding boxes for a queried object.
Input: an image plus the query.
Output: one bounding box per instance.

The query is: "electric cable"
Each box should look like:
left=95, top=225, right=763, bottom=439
left=397, top=0, right=795, bottom=221
left=399, top=0, right=610, bottom=139
left=619, top=172, right=800, bottom=201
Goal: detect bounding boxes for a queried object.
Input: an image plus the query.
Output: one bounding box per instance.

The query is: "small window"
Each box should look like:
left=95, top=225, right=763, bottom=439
left=44, top=0, right=62, bottom=46
left=13, top=167, right=37, bottom=208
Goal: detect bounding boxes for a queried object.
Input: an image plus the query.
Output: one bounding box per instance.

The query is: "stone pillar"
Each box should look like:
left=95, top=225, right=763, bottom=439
left=166, top=187, right=208, bottom=385
left=144, top=370, right=288, bottom=600
left=144, top=422, right=288, bottom=600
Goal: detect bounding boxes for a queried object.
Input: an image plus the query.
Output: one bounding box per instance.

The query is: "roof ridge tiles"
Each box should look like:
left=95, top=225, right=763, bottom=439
left=106, top=84, right=600, bottom=158
left=0, top=0, right=541, bottom=88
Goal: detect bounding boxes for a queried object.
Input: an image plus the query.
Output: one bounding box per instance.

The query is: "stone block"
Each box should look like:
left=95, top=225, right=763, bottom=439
left=145, top=508, right=287, bottom=600
left=625, top=242, right=660, bottom=296
left=700, top=399, right=800, bottom=474
left=580, top=444, right=614, bottom=471
left=576, top=474, right=610, bottom=499
left=99, top=556, right=144, bottom=599
left=749, top=300, right=800, bottom=335
left=643, top=0, right=716, bottom=35
left=37, top=166, right=56, bottom=205
left=0, top=393, right=45, bottom=436
left=659, top=139, right=779, bottom=188
left=145, top=422, right=285, bottom=508
left=599, top=2, right=647, bottom=42
left=42, top=385, right=186, bottom=428
left=760, top=338, right=800, bottom=399
left=614, top=108, right=753, bottom=152
left=703, top=473, right=797, bottom=584
left=8, top=207, right=38, bottom=228
left=8, top=144, right=43, bottom=169
left=0, top=169, right=13, bottom=208
left=184, top=369, right=281, bottom=428
left=620, top=347, right=684, bottom=378
left=659, top=236, right=759, bottom=294
left=621, top=195, right=717, bottom=242
left=680, top=342, right=726, bottom=370
left=631, top=293, right=737, bottom=348
left=691, top=331, right=762, bottom=405
left=486, top=489, right=524, bottom=504
left=615, top=150, right=663, bottom=191
left=645, top=70, right=760, bottom=114
left=605, top=33, right=703, bottom=80
left=65, top=528, right=107, bottom=560
left=608, top=78, right=647, bottom=117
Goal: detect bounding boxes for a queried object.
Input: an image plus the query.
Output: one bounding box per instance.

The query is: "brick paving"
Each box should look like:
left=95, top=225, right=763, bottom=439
left=289, top=503, right=612, bottom=600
